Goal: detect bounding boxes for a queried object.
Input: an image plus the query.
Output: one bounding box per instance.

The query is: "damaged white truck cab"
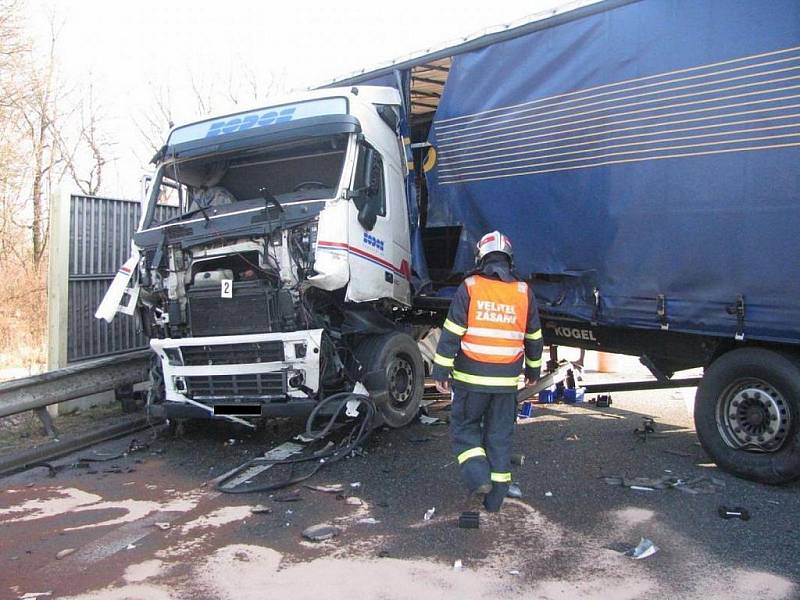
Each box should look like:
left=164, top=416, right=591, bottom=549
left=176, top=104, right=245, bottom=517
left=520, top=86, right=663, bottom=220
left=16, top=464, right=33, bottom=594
left=97, top=86, right=424, bottom=428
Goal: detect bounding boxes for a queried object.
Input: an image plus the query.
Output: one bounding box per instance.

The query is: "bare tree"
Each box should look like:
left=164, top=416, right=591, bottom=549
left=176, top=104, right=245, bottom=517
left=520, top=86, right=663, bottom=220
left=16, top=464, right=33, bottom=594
left=57, top=82, right=115, bottom=196
left=134, top=83, right=174, bottom=159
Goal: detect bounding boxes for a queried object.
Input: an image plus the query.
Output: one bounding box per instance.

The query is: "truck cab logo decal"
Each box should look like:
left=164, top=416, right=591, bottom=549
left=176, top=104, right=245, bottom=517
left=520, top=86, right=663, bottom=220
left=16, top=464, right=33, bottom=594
left=362, top=232, right=385, bottom=253
left=205, top=107, right=296, bottom=138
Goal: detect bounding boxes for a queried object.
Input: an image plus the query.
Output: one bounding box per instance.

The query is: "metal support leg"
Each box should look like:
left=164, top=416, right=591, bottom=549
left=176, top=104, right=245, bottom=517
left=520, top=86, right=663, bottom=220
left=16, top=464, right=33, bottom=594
left=547, top=345, right=560, bottom=373
left=34, top=407, right=59, bottom=438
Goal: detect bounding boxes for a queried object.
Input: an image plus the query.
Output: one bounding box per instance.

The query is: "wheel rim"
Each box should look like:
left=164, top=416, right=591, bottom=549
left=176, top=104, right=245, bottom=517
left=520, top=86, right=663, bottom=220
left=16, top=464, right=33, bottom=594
left=386, top=354, right=414, bottom=409
left=715, top=378, right=792, bottom=452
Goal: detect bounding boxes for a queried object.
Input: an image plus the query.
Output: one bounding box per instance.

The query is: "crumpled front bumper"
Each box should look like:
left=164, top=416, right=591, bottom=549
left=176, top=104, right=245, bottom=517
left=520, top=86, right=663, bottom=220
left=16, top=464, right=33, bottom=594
left=150, top=329, right=323, bottom=419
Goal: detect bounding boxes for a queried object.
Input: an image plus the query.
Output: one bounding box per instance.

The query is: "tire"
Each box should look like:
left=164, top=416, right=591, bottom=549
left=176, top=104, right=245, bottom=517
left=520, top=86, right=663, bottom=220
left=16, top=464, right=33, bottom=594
left=355, top=332, right=424, bottom=428
left=694, top=348, right=800, bottom=484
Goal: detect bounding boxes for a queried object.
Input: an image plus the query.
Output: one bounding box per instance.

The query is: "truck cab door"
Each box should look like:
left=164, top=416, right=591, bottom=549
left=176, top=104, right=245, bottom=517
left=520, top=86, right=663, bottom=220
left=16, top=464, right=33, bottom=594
left=345, top=142, right=409, bottom=304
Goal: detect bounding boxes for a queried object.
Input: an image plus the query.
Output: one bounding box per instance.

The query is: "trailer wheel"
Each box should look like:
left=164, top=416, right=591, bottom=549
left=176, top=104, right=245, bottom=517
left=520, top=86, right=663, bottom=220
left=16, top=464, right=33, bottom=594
left=355, top=332, right=424, bottom=428
left=694, top=348, right=800, bottom=484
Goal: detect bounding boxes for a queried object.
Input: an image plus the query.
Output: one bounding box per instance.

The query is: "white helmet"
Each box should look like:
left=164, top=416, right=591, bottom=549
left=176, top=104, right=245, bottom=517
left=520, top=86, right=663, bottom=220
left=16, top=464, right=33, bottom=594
left=476, top=230, right=513, bottom=263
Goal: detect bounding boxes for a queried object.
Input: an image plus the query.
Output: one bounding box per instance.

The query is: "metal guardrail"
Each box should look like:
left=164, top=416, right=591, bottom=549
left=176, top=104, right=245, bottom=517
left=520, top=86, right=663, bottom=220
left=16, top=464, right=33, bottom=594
left=0, top=350, right=151, bottom=419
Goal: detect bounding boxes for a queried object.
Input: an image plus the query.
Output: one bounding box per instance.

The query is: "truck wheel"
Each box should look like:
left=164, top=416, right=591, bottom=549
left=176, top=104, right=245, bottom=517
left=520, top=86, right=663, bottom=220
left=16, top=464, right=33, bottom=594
left=694, top=348, right=800, bottom=484
left=356, top=332, right=424, bottom=428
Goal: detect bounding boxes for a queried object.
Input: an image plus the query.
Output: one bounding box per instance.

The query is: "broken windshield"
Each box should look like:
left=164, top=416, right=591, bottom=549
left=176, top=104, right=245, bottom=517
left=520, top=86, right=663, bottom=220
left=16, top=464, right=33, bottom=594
left=145, top=133, right=349, bottom=228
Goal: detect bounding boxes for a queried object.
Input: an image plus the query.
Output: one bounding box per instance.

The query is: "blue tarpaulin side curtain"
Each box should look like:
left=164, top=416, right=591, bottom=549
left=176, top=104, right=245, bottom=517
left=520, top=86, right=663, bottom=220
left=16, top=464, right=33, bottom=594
left=425, top=0, right=800, bottom=343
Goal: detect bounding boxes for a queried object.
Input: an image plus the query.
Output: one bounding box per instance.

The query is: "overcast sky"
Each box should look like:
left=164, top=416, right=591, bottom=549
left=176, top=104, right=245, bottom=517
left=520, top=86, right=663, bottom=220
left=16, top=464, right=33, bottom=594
left=28, top=0, right=581, bottom=197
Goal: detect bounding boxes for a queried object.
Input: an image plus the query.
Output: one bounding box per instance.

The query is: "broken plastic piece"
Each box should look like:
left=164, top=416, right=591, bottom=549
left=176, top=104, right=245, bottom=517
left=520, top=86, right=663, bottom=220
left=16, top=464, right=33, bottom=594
left=718, top=505, right=751, bottom=521
left=453, top=560, right=463, bottom=571
left=458, top=511, right=480, bottom=529
left=509, top=569, right=521, bottom=576
left=357, top=517, right=380, bottom=524
left=345, top=497, right=363, bottom=506
left=424, top=507, right=436, bottom=520
left=419, top=414, right=440, bottom=425
left=544, top=491, right=553, bottom=497
left=273, top=489, right=303, bottom=502
left=153, top=522, right=171, bottom=530
left=346, top=398, right=361, bottom=418
left=302, top=523, right=341, bottom=542
left=305, top=484, right=345, bottom=493
left=506, top=483, right=523, bottom=498
left=250, top=505, right=273, bottom=514
left=626, top=538, right=659, bottom=560
left=55, top=548, right=75, bottom=560
left=350, top=481, right=362, bottom=488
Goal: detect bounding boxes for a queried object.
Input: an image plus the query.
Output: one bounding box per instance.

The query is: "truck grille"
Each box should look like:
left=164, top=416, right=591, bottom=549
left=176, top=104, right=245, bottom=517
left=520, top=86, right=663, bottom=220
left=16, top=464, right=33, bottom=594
left=181, top=342, right=285, bottom=366
left=185, top=373, right=286, bottom=398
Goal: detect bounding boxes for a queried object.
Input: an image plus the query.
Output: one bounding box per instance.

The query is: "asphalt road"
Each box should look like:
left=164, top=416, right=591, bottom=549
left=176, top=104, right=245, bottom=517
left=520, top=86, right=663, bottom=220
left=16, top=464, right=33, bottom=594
left=0, top=375, right=798, bottom=599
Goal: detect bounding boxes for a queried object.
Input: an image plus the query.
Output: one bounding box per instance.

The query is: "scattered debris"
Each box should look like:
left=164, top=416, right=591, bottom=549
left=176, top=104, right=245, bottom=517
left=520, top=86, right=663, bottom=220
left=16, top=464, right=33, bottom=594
left=545, top=491, right=553, bottom=497
left=419, top=414, right=440, bottom=425
left=600, top=474, right=725, bottom=494
left=153, top=522, right=171, bottom=531
left=634, top=417, right=665, bottom=441
left=125, top=544, right=136, bottom=550
left=718, top=506, right=751, bottom=521
left=626, top=538, right=659, bottom=560
left=55, top=548, right=75, bottom=560
left=293, top=433, right=316, bottom=443
left=357, top=517, right=380, bottom=525
left=345, top=497, right=363, bottom=506
left=350, top=482, right=362, bottom=488
left=507, top=483, right=523, bottom=498
left=453, top=560, right=464, bottom=571
left=663, top=449, right=694, bottom=457
left=424, top=507, right=436, bottom=520
left=250, top=505, right=273, bottom=514
left=18, top=593, right=52, bottom=599
left=302, top=523, right=341, bottom=542
left=458, top=511, right=480, bottom=529
left=272, top=489, right=303, bottom=502
left=509, top=570, right=521, bottom=576
left=224, top=439, right=239, bottom=447
left=304, top=484, right=345, bottom=494
left=562, top=432, right=580, bottom=441
left=593, top=394, right=612, bottom=408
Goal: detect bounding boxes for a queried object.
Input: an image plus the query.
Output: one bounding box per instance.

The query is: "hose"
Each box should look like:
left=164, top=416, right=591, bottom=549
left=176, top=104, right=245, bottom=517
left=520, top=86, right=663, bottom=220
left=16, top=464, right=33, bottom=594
left=215, top=392, right=376, bottom=494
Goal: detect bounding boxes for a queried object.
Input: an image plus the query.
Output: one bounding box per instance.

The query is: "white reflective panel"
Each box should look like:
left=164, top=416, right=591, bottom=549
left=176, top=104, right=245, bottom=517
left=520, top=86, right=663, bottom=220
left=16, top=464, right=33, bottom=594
left=461, top=341, right=523, bottom=356
left=465, top=327, right=524, bottom=340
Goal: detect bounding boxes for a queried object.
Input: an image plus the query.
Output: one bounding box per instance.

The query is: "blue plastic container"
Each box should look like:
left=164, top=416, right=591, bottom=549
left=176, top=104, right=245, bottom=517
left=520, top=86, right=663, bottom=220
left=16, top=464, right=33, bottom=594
left=563, top=387, right=586, bottom=403
left=518, top=401, right=534, bottom=417
left=537, top=389, right=557, bottom=404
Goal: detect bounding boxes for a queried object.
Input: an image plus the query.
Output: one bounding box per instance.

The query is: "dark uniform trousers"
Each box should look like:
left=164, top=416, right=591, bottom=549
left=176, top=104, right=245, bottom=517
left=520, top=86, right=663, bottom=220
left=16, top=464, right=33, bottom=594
left=450, top=386, right=517, bottom=512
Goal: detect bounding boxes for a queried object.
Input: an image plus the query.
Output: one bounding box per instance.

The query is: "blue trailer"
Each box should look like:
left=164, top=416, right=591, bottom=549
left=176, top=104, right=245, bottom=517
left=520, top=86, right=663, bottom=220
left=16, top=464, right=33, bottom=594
left=327, top=0, right=800, bottom=483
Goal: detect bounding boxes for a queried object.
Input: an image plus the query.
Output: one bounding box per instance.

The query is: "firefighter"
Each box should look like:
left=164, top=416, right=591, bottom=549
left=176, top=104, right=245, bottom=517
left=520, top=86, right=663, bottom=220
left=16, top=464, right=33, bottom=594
left=432, top=231, right=543, bottom=512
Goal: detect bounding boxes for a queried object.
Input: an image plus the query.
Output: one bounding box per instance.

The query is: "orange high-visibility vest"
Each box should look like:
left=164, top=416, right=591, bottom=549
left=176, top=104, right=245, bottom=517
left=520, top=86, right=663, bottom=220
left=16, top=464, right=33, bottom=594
left=462, top=276, right=529, bottom=364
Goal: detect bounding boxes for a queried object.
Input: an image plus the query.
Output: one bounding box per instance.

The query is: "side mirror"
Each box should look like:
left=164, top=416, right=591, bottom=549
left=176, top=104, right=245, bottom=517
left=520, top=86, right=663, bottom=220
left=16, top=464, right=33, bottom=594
left=358, top=200, right=378, bottom=231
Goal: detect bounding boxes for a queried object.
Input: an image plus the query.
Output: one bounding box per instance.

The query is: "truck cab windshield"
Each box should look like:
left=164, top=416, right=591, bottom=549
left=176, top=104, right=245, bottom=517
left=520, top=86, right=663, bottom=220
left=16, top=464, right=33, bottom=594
left=146, top=133, right=348, bottom=228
